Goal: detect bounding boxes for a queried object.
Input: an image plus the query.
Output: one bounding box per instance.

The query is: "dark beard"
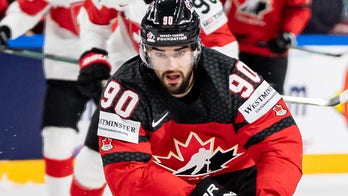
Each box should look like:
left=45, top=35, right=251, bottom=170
left=161, top=70, right=194, bottom=95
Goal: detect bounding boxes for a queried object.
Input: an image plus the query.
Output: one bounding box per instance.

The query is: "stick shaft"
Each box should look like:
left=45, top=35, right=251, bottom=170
left=291, top=46, right=344, bottom=57
left=0, top=46, right=78, bottom=64
left=282, top=96, right=331, bottom=106
left=282, top=89, right=348, bottom=106
left=257, top=41, right=346, bottom=57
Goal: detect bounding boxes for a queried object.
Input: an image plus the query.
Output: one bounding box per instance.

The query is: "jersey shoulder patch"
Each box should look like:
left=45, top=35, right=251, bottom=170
left=238, top=81, right=281, bottom=123
left=98, top=111, right=141, bottom=143
left=193, top=0, right=227, bottom=34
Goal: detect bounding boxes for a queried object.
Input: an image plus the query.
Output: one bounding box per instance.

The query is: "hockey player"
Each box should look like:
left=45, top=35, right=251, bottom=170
left=0, top=0, right=11, bottom=19
left=70, top=1, right=150, bottom=195
left=221, top=0, right=311, bottom=94
left=97, top=0, right=303, bottom=195
left=76, top=0, right=239, bottom=101
left=70, top=0, right=240, bottom=195
left=0, top=1, right=88, bottom=195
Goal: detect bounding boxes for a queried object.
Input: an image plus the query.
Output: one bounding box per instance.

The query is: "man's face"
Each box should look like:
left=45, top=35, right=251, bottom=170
left=147, top=45, right=195, bottom=95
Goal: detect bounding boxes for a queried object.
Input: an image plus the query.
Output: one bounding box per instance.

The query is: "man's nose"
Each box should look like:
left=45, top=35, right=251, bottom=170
left=166, top=56, right=178, bottom=70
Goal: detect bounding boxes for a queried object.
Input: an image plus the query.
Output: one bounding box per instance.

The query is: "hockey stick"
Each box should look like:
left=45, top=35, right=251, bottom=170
left=282, top=89, right=348, bottom=106
left=256, top=41, right=347, bottom=57
left=290, top=46, right=347, bottom=58
left=0, top=46, right=78, bottom=64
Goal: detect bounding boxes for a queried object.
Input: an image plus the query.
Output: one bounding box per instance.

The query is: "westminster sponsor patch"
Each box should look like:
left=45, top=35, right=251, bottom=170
left=238, top=81, right=281, bottom=123
left=98, top=111, right=140, bottom=144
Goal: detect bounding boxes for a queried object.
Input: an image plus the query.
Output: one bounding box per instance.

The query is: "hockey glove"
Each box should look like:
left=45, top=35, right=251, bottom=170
left=77, top=48, right=111, bottom=99
left=143, top=0, right=153, bottom=4
left=0, top=25, right=11, bottom=46
left=190, top=178, right=238, bottom=196
left=267, top=32, right=295, bottom=54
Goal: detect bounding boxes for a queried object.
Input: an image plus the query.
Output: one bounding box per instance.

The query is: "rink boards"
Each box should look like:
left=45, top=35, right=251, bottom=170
left=0, top=35, right=347, bottom=183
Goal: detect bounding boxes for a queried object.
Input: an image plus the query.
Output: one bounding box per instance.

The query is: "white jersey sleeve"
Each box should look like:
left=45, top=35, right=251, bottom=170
left=193, top=0, right=228, bottom=35
left=78, top=7, right=113, bottom=52
left=0, top=1, right=50, bottom=39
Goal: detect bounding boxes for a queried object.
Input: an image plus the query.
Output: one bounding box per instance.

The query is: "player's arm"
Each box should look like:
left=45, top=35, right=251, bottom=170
left=282, top=0, right=311, bottom=35
left=98, top=79, right=236, bottom=196
left=266, top=0, right=311, bottom=54
left=230, top=61, right=302, bottom=195
left=267, top=0, right=311, bottom=54
left=97, top=79, right=195, bottom=195
left=0, top=0, right=49, bottom=41
left=78, top=0, right=117, bottom=52
left=193, top=0, right=239, bottom=58
left=77, top=0, right=119, bottom=98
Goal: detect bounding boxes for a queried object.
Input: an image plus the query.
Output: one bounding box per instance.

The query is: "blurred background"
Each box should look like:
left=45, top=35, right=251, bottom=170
left=1, top=0, right=348, bottom=192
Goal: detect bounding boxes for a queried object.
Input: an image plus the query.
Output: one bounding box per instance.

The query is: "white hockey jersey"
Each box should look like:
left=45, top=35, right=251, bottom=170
left=0, top=0, right=84, bottom=81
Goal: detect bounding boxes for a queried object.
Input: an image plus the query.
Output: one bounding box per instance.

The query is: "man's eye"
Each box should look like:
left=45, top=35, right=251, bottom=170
left=174, top=50, right=185, bottom=57
left=155, top=52, right=166, bottom=57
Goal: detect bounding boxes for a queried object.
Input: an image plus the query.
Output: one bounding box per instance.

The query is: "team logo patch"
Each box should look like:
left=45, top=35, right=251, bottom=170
left=98, top=111, right=141, bottom=144
left=146, top=31, right=155, bottom=42
left=237, top=0, right=271, bottom=17
left=101, top=138, right=113, bottom=151
left=239, top=81, right=281, bottom=123
left=233, top=0, right=272, bottom=26
left=272, top=104, right=287, bottom=116
left=153, top=132, right=242, bottom=180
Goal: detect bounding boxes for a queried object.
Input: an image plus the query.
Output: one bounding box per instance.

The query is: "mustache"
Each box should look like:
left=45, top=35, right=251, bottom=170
left=162, top=70, right=184, bottom=78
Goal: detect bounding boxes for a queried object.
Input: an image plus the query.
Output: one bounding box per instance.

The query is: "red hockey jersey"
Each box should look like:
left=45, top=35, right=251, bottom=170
left=223, top=0, right=311, bottom=57
left=98, top=47, right=303, bottom=195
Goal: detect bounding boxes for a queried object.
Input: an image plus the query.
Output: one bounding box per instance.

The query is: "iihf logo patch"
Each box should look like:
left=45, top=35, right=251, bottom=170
left=273, top=104, right=287, bottom=116
left=101, top=138, right=113, bottom=151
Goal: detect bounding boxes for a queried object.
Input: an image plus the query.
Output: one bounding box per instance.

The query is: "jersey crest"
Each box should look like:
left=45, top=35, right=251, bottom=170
left=153, top=132, right=243, bottom=180
left=233, top=0, right=272, bottom=25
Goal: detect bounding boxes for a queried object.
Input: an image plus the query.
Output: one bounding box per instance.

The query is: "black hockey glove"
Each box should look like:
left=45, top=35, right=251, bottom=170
left=267, top=32, right=295, bottom=54
left=0, top=25, right=11, bottom=46
left=143, top=0, right=153, bottom=4
left=77, top=48, right=111, bottom=99
left=190, top=178, right=238, bottom=196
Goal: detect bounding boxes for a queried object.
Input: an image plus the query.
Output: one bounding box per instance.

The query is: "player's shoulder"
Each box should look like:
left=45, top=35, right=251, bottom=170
left=201, top=47, right=237, bottom=73
left=111, top=55, right=142, bottom=81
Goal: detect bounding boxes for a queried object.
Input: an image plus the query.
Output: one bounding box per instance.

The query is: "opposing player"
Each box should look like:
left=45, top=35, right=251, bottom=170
left=222, top=0, right=311, bottom=94
left=97, top=0, right=303, bottom=195
left=0, top=1, right=88, bottom=195
left=70, top=0, right=240, bottom=195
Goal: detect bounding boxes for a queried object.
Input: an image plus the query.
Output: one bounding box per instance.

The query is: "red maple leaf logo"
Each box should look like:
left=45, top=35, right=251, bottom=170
left=101, top=138, right=113, bottom=151
left=153, top=132, right=242, bottom=178
left=272, top=104, right=287, bottom=116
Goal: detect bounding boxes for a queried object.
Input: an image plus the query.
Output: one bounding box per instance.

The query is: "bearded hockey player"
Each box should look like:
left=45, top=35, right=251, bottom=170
left=96, top=0, right=303, bottom=195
